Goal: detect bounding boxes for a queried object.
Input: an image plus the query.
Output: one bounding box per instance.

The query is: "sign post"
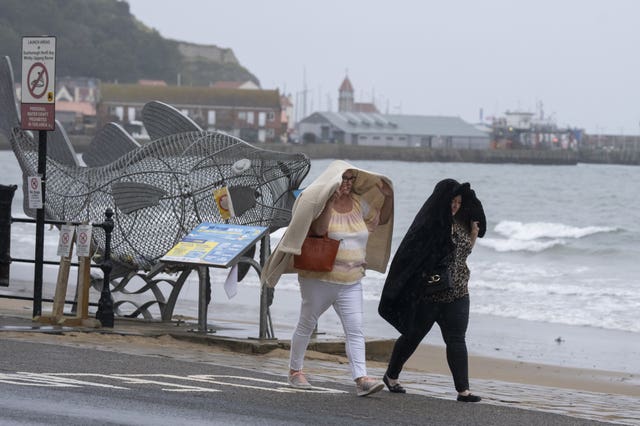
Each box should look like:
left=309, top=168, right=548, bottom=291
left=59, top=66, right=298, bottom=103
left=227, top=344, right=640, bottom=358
left=21, top=36, right=56, bottom=318
left=161, top=223, right=268, bottom=335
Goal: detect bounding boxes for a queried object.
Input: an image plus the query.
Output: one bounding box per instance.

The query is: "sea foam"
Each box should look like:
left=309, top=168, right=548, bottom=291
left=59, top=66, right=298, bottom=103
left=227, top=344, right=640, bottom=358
left=494, top=220, right=615, bottom=240
left=478, top=220, right=616, bottom=252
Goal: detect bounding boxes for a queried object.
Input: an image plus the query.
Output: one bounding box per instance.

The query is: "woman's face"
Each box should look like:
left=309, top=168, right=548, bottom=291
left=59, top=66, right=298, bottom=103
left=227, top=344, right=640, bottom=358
left=340, top=170, right=357, bottom=194
left=451, top=195, right=462, bottom=216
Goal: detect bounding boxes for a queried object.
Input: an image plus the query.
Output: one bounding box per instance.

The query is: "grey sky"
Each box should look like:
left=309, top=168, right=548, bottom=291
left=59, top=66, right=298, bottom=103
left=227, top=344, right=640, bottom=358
left=126, top=0, right=639, bottom=134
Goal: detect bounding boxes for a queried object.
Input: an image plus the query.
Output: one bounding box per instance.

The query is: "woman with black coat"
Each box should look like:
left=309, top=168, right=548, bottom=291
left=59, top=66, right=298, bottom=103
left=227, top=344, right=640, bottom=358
left=378, top=178, right=486, bottom=402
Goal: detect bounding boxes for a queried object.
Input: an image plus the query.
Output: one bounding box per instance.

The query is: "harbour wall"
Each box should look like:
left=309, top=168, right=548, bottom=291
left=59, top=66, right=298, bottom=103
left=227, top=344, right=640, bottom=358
left=2, top=135, right=639, bottom=165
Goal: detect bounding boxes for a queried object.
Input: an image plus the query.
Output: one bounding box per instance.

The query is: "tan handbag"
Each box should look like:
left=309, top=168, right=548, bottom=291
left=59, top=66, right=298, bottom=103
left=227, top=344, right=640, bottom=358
left=293, top=234, right=340, bottom=272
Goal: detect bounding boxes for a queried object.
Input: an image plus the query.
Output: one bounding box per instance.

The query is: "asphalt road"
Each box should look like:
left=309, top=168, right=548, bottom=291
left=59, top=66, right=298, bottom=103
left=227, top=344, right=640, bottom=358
left=0, top=339, right=608, bottom=426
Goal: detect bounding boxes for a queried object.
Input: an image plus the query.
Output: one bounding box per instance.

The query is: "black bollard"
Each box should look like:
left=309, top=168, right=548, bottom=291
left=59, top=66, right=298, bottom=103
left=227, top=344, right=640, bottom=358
left=95, top=208, right=114, bottom=327
left=0, top=184, right=17, bottom=287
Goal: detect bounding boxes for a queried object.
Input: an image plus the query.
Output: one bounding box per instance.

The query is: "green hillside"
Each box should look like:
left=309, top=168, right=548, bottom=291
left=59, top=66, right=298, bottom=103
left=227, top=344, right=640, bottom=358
left=0, top=0, right=258, bottom=86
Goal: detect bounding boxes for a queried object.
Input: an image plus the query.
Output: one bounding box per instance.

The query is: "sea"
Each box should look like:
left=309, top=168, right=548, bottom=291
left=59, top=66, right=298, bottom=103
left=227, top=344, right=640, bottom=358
left=2, top=151, right=639, bottom=374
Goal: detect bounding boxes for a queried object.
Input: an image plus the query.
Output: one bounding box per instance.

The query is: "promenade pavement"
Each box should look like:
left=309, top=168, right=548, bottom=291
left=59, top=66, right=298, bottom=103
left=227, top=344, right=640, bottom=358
left=0, top=297, right=626, bottom=425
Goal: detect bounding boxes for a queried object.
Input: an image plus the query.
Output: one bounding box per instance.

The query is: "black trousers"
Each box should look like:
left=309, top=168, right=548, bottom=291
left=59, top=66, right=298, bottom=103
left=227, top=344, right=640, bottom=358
left=385, top=295, right=470, bottom=392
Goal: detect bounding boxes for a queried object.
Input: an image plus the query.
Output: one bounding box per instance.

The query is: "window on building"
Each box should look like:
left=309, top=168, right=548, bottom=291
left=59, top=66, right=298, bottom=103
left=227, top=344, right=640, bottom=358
left=240, top=128, right=258, bottom=143
left=399, top=136, right=407, bottom=141
left=321, top=126, right=330, bottom=140
left=258, top=129, right=266, bottom=142
left=386, top=136, right=393, bottom=141
left=208, top=110, right=216, bottom=125
left=267, top=111, right=275, bottom=121
left=238, top=111, right=246, bottom=120
left=373, top=136, right=381, bottom=140
left=247, top=111, right=255, bottom=125
left=181, top=109, right=189, bottom=117
left=127, top=107, right=135, bottom=122
left=258, top=112, right=266, bottom=127
left=113, top=106, right=124, bottom=121
left=266, top=128, right=275, bottom=137
left=359, top=135, right=367, bottom=139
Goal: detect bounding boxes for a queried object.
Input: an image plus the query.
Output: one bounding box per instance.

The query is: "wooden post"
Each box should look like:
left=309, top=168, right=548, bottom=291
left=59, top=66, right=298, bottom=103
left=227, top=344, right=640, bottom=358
left=76, top=254, right=100, bottom=327
left=76, top=255, right=90, bottom=319
left=37, top=225, right=101, bottom=328
left=49, top=228, right=76, bottom=322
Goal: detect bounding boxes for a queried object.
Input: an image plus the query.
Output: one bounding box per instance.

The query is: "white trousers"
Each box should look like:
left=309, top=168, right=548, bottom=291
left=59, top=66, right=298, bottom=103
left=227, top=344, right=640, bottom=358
left=289, top=278, right=366, bottom=381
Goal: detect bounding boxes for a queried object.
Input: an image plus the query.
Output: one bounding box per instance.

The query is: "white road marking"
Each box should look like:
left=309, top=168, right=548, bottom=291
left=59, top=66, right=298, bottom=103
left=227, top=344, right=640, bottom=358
left=1, top=372, right=347, bottom=394
left=0, top=373, right=79, bottom=387
left=190, top=374, right=346, bottom=394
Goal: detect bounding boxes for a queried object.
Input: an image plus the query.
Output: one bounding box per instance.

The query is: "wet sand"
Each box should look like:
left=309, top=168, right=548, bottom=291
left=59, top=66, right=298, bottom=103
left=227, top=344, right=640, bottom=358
left=402, top=343, right=639, bottom=397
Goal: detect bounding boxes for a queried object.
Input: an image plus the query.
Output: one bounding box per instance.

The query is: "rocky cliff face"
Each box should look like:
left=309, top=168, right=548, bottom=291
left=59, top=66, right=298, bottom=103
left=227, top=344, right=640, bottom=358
left=176, top=42, right=239, bottom=65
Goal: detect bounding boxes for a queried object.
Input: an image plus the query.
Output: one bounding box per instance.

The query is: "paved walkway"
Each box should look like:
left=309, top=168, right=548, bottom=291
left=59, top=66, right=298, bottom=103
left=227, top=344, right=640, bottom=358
left=0, top=301, right=637, bottom=425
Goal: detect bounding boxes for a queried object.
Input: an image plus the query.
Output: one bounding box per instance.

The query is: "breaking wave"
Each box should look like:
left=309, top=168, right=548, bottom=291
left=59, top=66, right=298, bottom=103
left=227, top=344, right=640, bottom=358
left=479, top=220, right=617, bottom=252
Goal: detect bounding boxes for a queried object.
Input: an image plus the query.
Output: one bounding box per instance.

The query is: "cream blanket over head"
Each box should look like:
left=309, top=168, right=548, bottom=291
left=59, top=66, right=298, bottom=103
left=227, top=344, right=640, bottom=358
left=261, top=160, right=394, bottom=287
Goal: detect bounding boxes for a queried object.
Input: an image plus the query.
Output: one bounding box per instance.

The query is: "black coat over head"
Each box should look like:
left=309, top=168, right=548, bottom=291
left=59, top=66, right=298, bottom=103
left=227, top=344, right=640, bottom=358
left=378, top=178, right=485, bottom=335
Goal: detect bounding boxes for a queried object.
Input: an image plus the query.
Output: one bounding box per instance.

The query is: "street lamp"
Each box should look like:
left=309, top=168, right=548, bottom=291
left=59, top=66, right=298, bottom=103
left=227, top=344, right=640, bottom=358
left=95, top=208, right=114, bottom=327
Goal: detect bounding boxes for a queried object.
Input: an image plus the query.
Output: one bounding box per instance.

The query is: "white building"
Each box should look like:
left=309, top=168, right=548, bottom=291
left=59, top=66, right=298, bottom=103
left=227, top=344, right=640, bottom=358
left=298, top=112, right=490, bottom=149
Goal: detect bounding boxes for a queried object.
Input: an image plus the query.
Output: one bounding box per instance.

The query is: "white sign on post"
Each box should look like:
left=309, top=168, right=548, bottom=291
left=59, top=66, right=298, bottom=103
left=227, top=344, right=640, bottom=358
left=21, top=36, right=56, bottom=131
left=56, top=225, right=75, bottom=257
left=76, top=224, right=92, bottom=258
left=27, top=175, right=43, bottom=209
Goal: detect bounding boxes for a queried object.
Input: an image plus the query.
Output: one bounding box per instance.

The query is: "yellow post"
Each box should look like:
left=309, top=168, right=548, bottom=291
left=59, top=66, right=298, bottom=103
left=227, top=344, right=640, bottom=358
left=50, top=228, right=75, bottom=321
left=75, top=255, right=91, bottom=319
left=76, top=254, right=101, bottom=327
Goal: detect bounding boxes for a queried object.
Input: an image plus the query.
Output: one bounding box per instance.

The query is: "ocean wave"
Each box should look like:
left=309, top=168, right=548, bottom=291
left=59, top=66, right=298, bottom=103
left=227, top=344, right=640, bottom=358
left=472, top=303, right=640, bottom=334
left=478, top=237, right=564, bottom=252
left=471, top=277, right=636, bottom=299
left=494, top=220, right=616, bottom=240
left=479, top=220, right=617, bottom=253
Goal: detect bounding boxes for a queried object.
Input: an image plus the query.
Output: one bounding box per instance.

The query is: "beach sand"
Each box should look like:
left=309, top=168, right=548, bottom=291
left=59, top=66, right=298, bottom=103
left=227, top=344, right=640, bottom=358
left=404, top=343, right=639, bottom=397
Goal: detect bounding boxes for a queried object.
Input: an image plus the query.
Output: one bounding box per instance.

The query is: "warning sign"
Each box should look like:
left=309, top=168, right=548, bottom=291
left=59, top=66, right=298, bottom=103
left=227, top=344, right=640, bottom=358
left=21, top=36, right=56, bottom=131
left=56, top=224, right=75, bottom=257
left=76, top=224, right=92, bottom=257
left=27, top=175, right=43, bottom=209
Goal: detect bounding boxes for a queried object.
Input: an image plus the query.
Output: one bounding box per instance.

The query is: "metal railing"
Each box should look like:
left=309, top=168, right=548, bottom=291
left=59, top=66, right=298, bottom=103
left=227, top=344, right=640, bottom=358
left=0, top=184, right=115, bottom=327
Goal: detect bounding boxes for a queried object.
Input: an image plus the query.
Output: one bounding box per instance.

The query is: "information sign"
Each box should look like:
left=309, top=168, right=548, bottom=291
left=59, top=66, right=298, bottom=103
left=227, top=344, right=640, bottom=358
left=161, top=223, right=268, bottom=268
left=21, top=36, right=56, bottom=131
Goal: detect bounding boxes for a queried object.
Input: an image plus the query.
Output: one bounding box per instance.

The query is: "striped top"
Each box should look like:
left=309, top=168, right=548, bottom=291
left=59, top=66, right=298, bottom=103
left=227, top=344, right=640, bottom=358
left=299, top=195, right=379, bottom=285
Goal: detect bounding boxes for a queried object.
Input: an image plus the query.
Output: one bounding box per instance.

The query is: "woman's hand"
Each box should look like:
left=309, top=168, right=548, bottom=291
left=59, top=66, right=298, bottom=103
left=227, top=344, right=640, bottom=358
left=378, top=179, right=393, bottom=225
left=377, top=179, right=393, bottom=198
left=470, top=221, right=479, bottom=246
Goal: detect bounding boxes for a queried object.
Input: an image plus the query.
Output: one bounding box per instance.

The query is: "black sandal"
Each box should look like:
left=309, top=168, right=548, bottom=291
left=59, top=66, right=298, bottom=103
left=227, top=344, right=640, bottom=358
left=457, top=393, right=481, bottom=402
left=383, top=375, right=406, bottom=393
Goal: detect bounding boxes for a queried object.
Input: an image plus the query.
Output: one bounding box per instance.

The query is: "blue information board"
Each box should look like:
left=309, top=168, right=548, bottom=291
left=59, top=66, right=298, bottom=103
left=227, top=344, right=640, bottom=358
left=160, top=223, right=268, bottom=267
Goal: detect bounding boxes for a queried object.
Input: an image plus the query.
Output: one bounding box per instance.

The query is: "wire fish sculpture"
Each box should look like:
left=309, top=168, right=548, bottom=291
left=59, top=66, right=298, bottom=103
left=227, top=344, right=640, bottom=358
left=1, top=56, right=310, bottom=318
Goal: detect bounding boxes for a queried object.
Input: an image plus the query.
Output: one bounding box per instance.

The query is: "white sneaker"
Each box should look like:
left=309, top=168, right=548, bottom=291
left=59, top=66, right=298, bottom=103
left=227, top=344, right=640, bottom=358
left=288, top=370, right=312, bottom=390
left=356, top=377, right=384, bottom=397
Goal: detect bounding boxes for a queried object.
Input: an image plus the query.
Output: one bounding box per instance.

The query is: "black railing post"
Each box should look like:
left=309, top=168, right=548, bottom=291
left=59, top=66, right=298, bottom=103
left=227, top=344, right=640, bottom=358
left=0, top=184, right=17, bottom=287
left=95, top=208, right=114, bottom=327
left=33, top=130, right=47, bottom=317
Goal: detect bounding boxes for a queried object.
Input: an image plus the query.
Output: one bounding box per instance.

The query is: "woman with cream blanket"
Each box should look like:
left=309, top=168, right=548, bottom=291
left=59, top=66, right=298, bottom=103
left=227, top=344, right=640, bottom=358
left=261, top=160, right=394, bottom=396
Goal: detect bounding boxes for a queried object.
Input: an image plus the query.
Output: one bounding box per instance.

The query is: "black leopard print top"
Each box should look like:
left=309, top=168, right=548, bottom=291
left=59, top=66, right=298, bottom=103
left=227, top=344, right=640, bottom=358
left=429, top=222, right=472, bottom=303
